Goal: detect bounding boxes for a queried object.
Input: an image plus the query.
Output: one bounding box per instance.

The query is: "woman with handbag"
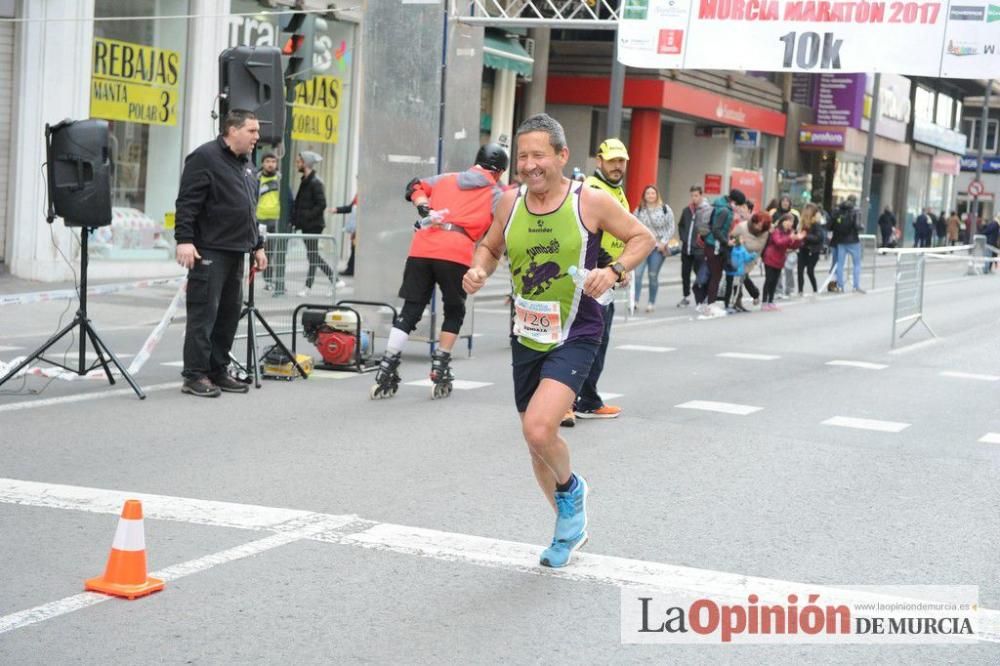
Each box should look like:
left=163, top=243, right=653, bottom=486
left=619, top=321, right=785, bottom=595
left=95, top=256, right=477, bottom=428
left=632, top=185, right=676, bottom=312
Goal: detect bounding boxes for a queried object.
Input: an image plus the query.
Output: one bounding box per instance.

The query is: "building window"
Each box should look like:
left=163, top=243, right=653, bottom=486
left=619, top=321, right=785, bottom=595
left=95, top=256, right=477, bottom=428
left=935, top=94, right=953, bottom=128
left=914, top=86, right=934, bottom=123
left=964, top=118, right=999, bottom=153
left=92, top=0, right=189, bottom=256
left=954, top=100, right=963, bottom=130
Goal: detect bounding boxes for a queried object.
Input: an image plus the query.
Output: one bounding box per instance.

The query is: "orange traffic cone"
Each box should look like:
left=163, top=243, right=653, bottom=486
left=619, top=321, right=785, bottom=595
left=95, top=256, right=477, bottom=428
left=84, top=499, right=164, bottom=600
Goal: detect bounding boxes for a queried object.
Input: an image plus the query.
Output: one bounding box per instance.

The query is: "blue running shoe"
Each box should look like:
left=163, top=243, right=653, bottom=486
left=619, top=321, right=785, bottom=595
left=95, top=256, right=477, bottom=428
left=553, top=474, right=589, bottom=542
left=540, top=531, right=589, bottom=568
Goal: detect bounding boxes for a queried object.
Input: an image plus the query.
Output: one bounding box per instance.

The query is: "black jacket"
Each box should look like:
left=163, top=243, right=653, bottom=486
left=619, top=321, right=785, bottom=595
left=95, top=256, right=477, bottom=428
left=292, top=172, right=327, bottom=233
left=878, top=210, right=896, bottom=230
left=174, top=136, right=261, bottom=252
left=830, top=202, right=861, bottom=245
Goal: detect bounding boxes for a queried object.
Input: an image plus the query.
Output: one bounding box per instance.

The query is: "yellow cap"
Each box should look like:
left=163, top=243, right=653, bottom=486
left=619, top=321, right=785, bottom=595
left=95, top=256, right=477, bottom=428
left=597, top=138, right=629, bottom=161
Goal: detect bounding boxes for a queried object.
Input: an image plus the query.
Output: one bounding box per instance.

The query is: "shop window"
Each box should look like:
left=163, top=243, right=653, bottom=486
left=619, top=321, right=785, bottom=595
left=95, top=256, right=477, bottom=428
left=92, top=0, right=189, bottom=258
left=935, top=94, right=953, bottom=129
left=914, top=86, right=934, bottom=123
left=964, top=118, right=999, bottom=153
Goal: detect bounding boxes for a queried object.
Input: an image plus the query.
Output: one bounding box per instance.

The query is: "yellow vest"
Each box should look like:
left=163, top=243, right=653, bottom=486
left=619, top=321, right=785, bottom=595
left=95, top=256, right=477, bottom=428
left=257, top=173, right=280, bottom=221
left=585, top=174, right=628, bottom=260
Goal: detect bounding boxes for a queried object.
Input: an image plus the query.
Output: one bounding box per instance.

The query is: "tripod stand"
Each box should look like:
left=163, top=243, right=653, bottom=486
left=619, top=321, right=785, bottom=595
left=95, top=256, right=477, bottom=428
left=0, top=229, right=145, bottom=399
left=231, top=259, right=307, bottom=388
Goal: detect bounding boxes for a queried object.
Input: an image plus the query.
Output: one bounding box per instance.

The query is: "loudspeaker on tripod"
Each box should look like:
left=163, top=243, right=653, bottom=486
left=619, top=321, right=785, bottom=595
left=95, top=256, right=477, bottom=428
left=219, top=46, right=284, bottom=145
left=45, top=118, right=112, bottom=228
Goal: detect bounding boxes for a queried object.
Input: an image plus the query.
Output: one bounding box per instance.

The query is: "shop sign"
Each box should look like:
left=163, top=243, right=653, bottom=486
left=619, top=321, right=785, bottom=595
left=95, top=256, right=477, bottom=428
left=733, top=129, right=761, bottom=148
left=798, top=124, right=846, bottom=149
left=618, top=0, right=992, bottom=78
left=814, top=73, right=910, bottom=142
left=90, top=37, right=180, bottom=126
left=730, top=168, right=763, bottom=207
left=291, top=75, right=342, bottom=144
left=932, top=154, right=960, bottom=175
left=961, top=155, right=1000, bottom=172
left=914, top=119, right=968, bottom=155
left=704, top=173, right=722, bottom=194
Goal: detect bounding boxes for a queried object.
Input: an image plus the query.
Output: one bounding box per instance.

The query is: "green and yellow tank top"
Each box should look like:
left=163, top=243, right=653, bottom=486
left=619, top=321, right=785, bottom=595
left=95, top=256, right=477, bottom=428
left=504, top=182, right=603, bottom=352
left=585, top=174, right=629, bottom=260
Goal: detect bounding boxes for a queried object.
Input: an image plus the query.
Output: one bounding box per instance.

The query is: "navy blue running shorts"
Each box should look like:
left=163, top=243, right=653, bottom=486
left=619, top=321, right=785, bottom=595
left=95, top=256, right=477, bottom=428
left=511, top=337, right=600, bottom=412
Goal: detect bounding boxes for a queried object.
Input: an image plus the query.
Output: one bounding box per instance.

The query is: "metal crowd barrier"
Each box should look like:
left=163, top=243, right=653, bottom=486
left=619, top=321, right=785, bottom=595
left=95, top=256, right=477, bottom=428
left=231, top=232, right=339, bottom=363
left=859, top=234, right=878, bottom=289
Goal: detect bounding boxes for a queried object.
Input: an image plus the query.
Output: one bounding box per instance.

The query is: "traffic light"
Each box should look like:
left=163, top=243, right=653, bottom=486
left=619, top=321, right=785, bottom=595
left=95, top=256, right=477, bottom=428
left=279, top=11, right=315, bottom=77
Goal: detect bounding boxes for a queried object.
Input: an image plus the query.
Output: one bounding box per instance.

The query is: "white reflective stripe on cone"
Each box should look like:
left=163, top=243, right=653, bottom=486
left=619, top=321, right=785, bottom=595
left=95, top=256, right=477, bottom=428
left=110, top=518, right=146, bottom=552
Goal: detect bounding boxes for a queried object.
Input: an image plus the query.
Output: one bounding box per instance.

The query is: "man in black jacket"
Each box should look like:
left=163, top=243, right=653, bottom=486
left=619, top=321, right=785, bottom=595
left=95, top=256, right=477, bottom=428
left=830, top=195, right=864, bottom=293
left=293, top=150, right=337, bottom=297
left=877, top=206, right=896, bottom=247
left=676, top=185, right=708, bottom=307
left=175, top=109, right=265, bottom=397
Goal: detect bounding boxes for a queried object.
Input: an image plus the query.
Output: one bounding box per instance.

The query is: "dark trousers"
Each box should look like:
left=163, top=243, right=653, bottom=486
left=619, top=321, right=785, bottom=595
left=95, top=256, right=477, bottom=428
left=575, top=301, right=613, bottom=411
left=797, top=248, right=820, bottom=293
left=703, top=245, right=724, bottom=304
left=183, top=248, right=244, bottom=380
left=303, top=236, right=335, bottom=288
left=880, top=226, right=893, bottom=247
left=692, top=256, right=709, bottom=303
left=724, top=274, right=760, bottom=307
left=680, top=253, right=697, bottom=298
left=763, top=265, right=782, bottom=303
left=915, top=234, right=931, bottom=248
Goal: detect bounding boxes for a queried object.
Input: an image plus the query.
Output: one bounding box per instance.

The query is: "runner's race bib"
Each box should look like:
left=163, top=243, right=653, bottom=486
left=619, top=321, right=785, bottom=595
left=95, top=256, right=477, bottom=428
left=513, top=296, right=562, bottom=345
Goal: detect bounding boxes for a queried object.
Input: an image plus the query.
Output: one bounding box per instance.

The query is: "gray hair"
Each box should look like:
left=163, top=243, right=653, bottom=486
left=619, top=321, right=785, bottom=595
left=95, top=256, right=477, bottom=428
left=515, top=113, right=567, bottom=153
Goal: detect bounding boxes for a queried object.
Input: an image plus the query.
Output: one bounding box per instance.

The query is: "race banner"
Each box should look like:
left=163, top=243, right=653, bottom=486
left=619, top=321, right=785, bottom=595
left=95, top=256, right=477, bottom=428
left=618, top=0, right=999, bottom=77
left=91, top=37, right=180, bottom=126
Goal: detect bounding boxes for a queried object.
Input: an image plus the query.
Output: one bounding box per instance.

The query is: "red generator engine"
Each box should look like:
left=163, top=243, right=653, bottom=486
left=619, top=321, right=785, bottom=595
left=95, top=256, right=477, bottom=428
left=302, top=309, right=373, bottom=368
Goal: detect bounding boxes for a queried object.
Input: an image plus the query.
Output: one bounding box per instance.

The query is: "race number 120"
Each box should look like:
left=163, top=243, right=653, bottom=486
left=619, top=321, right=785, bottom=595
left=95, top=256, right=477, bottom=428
left=779, top=31, right=842, bottom=70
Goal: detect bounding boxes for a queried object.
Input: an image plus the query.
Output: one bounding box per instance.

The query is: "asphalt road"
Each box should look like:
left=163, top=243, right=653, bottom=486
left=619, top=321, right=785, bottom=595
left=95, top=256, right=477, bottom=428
left=1, top=258, right=999, bottom=663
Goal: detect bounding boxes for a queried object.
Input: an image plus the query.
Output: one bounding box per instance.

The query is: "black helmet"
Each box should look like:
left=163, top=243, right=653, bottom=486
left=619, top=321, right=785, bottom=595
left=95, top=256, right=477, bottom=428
left=475, top=142, right=508, bottom=173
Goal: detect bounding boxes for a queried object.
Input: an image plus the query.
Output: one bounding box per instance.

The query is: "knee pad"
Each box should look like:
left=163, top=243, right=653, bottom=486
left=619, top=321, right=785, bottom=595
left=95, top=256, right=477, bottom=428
left=393, top=300, right=425, bottom=334
left=441, top=300, right=466, bottom=335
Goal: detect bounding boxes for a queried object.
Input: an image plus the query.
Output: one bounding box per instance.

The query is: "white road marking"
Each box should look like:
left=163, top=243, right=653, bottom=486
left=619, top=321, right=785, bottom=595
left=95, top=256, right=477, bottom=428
left=0, top=382, right=182, bottom=413
left=615, top=344, right=676, bottom=353
left=978, top=433, right=1000, bottom=444
left=615, top=315, right=689, bottom=329
left=716, top=352, right=780, bottom=361
left=309, top=369, right=364, bottom=380
left=675, top=400, right=762, bottom=416
left=3, top=478, right=996, bottom=641
left=160, top=361, right=184, bottom=367
left=826, top=360, right=888, bottom=370
left=0, top=345, right=24, bottom=352
left=63, top=352, right=134, bottom=359
left=821, top=416, right=910, bottom=433
left=940, top=371, right=1000, bottom=382
left=888, top=337, right=942, bottom=355
left=0, top=513, right=351, bottom=635
left=600, top=392, right=624, bottom=400
left=405, top=379, right=493, bottom=390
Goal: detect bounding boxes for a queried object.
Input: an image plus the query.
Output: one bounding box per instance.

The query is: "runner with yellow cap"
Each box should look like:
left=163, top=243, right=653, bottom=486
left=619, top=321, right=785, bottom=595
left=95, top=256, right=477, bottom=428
left=561, top=138, right=631, bottom=427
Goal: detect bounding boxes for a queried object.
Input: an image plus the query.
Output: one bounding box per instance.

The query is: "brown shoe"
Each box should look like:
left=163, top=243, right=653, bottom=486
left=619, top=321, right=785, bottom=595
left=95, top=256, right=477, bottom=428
left=181, top=377, right=221, bottom=398
left=210, top=372, right=250, bottom=393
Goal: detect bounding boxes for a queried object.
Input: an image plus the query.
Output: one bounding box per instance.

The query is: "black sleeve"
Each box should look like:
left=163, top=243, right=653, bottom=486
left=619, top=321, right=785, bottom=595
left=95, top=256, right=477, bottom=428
left=333, top=201, right=355, bottom=214
left=174, top=151, right=210, bottom=244
left=307, top=179, right=327, bottom=221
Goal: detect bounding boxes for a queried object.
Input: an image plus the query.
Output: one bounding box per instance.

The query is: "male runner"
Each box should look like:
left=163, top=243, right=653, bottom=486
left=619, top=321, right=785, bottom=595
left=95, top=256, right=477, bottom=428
left=463, top=114, right=654, bottom=567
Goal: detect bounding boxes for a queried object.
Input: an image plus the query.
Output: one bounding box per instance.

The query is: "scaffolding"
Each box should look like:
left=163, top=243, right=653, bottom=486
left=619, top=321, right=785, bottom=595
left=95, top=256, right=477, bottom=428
left=461, top=0, right=620, bottom=29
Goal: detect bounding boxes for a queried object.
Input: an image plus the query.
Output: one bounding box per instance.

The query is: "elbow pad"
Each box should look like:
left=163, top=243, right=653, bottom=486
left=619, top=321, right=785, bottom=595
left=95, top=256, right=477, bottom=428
left=404, top=177, right=422, bottom=202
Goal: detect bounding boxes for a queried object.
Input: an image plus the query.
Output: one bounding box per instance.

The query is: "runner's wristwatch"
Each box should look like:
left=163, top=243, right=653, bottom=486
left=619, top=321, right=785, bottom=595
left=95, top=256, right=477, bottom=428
left=610, top=261, right=626, bottom=283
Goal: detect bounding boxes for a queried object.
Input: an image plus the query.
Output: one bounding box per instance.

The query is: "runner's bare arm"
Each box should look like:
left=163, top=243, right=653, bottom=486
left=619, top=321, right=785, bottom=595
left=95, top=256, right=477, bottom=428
left=463, top=188, right=515, bottom=294
left=579, top=187, right=656, bottom=295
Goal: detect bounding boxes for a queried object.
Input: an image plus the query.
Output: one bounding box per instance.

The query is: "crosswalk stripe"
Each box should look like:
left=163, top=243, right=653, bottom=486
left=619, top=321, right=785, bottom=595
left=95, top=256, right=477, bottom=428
left=940, top=371, right=1000, bottom=382
left=978, top=433, right=1000, bottom=444
left=716, top=352, right=780, bottom=361
left=615, top=344, right=676, bottom=353
left=675, top=400, right=762, bottom=416
left=404, top=379, right=493, bottom=390
left=821, top=416, right=910, bottom=433
left=826, top=360, right=888, bottom=370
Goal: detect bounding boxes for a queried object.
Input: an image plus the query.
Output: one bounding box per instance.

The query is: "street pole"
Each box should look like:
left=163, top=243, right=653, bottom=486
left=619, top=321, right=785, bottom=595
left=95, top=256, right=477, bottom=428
left=606, top=29, right=625, bottom=139
left=970, top=79, right=992, bottom=246
left=859, top=72, right=880, bottom=237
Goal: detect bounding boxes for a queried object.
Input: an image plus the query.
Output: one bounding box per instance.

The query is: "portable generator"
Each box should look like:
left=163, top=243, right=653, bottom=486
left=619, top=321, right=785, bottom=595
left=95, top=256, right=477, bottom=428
left=301, top=308, right=374, bottom=368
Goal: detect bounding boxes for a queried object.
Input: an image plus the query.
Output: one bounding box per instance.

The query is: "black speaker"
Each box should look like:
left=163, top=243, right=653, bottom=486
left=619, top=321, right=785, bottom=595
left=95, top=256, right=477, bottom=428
left=45, top=119, right=112, bottom=228
left=219, top=46, right=284, bottom=145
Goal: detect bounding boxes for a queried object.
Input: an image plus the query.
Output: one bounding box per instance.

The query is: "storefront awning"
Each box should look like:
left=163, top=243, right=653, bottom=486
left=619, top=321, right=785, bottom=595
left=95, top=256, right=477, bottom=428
left=483, top=34, right=533, bottom=77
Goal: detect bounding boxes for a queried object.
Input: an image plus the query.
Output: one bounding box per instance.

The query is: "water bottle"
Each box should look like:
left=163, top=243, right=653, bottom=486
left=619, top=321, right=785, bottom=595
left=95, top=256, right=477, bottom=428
left=418, top=208, right=450, bottom=228
left=568, top=265, right=614, bottom=306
